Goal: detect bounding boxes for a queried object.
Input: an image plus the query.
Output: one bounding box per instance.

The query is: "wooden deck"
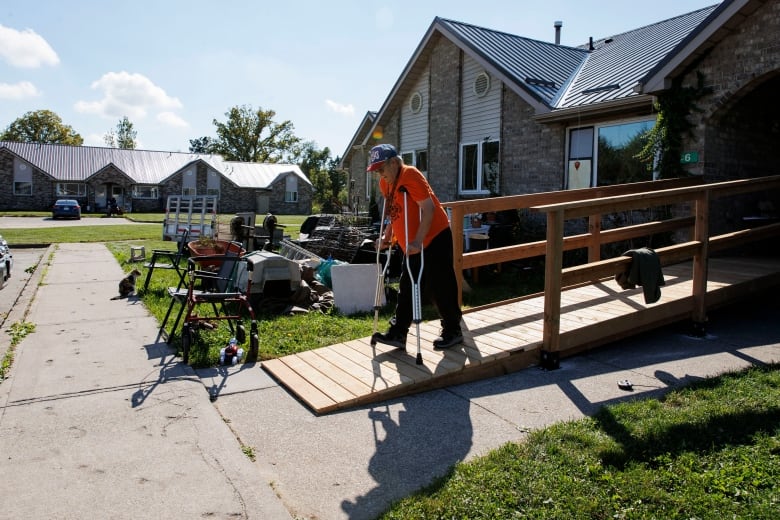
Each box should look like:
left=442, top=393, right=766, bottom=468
left=261, top=256, right=780, bottom=414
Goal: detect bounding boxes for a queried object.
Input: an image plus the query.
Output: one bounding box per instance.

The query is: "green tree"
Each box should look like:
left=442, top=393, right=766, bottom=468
left=210, top=105, right=300, bottom=162
left=104, top=116, right=137, bottom=149
left=1, top=109, right=83, bottom=145
left=189, top=136, right=214, bottom=154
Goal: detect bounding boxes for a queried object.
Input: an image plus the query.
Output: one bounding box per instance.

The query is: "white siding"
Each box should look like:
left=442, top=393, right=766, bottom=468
left=460, top=56, right=500, bottom=143
left=401, top=69, right=429, bottom=152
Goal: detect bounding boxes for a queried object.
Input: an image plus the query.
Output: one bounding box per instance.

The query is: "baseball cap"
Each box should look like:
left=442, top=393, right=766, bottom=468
left=367, top=144, right=398, bottom=172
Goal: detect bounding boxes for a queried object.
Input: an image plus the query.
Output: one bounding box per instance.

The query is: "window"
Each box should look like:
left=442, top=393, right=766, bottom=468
left=459, top=140, right=499, bottom=194
left=285, top=175, right=298, bottom=203
left=133, top=185, right=159, bottom=199
left=13, top=159, right=32, bottom=196
left=401, top=149, right=428, bottom=176
left=566, top=117, right=656, bottom=188
left=206, top=171, right=220, bottom=198
left=56, top=183, right=87, bottom=197
left=182, top=167, right=196, bottom=196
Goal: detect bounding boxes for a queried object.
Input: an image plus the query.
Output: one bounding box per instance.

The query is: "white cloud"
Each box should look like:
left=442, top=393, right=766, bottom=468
left=157, top=111, right=189, bottom=128
left=0, top=81, right=41, bottom=100
left=0, top=25, right=59, bottom=68
left=325, top=99, right=355, bottom=116
left=74, top=71, right=183, bottom=121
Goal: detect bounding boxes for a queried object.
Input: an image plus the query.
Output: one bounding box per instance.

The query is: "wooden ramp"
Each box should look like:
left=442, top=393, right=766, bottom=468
left=262, top=257, right=780, bottom=414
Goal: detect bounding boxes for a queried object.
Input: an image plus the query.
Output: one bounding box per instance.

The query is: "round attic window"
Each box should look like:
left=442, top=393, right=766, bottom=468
left=409, top=91, right=423, bottom=114
left=474, top=72, right=490, bottom=97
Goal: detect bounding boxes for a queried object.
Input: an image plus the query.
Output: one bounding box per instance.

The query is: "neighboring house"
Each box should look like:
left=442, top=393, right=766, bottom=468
left=0, top=141, right=313, bottom=215
left=340, top=0, right=779, bottom=226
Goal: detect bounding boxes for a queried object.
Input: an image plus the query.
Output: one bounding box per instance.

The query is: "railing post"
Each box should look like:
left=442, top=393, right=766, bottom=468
left=541, top=208, right=564, bottom=369
left=587, top=213, right=602, bottom=263
left=691, top=190, right=710, bottom=335
left=450, top=206, right=465, bottom=306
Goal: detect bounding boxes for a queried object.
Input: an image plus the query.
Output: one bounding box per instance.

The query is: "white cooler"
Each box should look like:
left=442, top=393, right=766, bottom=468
left=238, top=251, right=301, bottom=295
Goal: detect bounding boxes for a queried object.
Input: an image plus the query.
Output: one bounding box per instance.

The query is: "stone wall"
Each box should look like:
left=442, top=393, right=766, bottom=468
left=501, top=87, right=566, bottom=195
left=682, top=0, right=780, bottom=180
left=428, top=37, right=462, bottom=202
left=678, top=0, right=780, bottom=231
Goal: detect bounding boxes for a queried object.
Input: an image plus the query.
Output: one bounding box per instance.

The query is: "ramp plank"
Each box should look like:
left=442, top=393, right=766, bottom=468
left=263, top=257, right=780, bottom=414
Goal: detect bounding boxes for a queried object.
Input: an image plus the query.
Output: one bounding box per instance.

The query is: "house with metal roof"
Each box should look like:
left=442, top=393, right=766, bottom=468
left=340, top=0, right=779, bottom=223
left=0, top=141, right=313, bottom=215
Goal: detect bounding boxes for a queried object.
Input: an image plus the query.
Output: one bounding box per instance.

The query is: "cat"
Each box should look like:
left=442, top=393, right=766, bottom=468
left=111, top=269, right=142, bottom=300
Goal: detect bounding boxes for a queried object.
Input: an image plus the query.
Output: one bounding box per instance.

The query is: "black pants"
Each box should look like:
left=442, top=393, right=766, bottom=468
left=391, top=227, right=462, bottom=333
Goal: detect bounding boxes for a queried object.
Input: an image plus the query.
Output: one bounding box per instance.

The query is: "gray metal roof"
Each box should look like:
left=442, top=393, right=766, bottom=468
left=436, top=18, right=587, bottom=107
left=364, top=3, right=721, bottom=139
left=558, top=5, right=719, bottom=108
left=0, top=141, right=310, bottom=187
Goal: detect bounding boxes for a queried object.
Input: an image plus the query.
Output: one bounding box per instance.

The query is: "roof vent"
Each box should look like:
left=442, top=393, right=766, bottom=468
left=474, top=72, right=491, bottom=97
left=526, top=77, right=556, bottom=88
left=554, top=21, right=562, bottom=45
left=409, top=91, right=423, bottom=113
left=581, top=84, right=620, bottom=95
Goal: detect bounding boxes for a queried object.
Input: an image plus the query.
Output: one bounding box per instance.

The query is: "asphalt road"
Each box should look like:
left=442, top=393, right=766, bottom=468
left=0, top=247, right=46, bottom=328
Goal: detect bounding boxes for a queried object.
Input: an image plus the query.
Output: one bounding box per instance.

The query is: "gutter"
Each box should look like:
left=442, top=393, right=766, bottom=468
left=533, top=95, right=656, bottom=124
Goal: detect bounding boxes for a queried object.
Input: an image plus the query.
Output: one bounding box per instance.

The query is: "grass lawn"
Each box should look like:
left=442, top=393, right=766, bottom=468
left=380, top=364, right=780, bottom=519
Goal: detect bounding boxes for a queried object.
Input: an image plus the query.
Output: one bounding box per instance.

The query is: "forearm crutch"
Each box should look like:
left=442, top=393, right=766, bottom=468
left=373, top=197, right=389, bottom=335
left=400, top=187, right=424, bottom=365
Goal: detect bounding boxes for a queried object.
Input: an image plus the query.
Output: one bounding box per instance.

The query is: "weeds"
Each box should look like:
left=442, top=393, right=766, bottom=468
left=1, top=321, right=36, bottom=382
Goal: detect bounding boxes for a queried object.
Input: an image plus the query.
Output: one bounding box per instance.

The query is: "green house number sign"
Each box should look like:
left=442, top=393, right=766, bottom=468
left=680, top=151, right=699, bottom=164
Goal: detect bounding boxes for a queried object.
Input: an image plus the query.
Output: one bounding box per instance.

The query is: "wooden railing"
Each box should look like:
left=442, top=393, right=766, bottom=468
left=442, top=175, right=780, bottom=362
left=442, top=177, right=704, bottom=303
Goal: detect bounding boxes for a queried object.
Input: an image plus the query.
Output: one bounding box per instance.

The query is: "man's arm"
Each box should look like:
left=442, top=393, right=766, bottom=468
left=408, top=197, right=434, bottom=254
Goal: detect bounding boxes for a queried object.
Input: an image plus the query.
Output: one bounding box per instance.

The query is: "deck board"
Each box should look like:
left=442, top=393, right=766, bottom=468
left=262, top=257, right=780, bottom=414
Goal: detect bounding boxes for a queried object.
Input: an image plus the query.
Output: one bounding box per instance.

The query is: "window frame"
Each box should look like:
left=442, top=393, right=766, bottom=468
left=284, top=175, right=298, bottom=203
left=459, top=139, right=500, bottom=195
left=132, top=185, right=159, bottom=199
left=13, top=159, right=33, bottom=196
left=565, top=116, right=657, bottom=189
left=56, top=182, right=88, bottom=197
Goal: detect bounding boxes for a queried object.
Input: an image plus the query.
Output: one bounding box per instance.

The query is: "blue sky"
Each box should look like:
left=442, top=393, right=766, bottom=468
left=0, top=0, right=718, bottom=159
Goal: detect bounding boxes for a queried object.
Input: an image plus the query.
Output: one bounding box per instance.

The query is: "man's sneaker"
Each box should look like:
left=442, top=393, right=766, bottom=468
left=433, top=329, right=463, bottom=349
left=371, top=330, right=407, bottom=350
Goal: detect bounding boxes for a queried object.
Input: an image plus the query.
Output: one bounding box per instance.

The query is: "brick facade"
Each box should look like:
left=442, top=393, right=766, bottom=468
left=678, top=0, right=780, bottom=230
left=0, top=148, right=312, bottom=215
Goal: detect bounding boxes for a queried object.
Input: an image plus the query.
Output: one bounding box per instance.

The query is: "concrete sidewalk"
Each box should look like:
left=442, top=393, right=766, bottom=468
left=0, top=242, right=778, bottom=520
left=0, top=243, right=291, bottom=519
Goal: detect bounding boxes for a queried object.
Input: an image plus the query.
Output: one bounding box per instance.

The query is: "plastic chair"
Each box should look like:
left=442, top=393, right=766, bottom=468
left=143, top=229, right=190, bottom=291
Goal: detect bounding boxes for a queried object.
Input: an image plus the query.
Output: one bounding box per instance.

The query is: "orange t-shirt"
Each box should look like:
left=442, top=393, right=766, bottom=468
left=380, top=164, right=450, bottom=253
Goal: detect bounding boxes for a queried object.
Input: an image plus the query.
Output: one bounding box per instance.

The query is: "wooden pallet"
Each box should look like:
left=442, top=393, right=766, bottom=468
left=262, top=257, right=780, bottom=414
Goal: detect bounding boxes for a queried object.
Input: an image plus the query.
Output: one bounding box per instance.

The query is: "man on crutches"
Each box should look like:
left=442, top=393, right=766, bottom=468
left=367, top=144, right=463, bottom=352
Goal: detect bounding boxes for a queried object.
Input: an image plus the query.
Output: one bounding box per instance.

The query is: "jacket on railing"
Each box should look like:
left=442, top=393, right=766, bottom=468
left=615, top=247, right=665, bottom=304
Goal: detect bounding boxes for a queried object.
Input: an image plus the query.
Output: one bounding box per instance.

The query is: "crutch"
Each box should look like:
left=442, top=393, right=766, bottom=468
left=400, top=186, right=424, bottom=365
left=372, top=197, right=390, bottom=335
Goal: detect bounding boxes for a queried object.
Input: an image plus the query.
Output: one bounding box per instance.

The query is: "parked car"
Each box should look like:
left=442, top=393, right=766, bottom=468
left=0, top=234, right=12, bottom=286
left=52, top=199, right=81, bottom=220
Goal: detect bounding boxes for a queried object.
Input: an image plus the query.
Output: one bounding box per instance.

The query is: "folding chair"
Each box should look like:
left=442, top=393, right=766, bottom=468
left=143, top=229, right=190, bottom=291
left=159, top=248, right=258, bottom=363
